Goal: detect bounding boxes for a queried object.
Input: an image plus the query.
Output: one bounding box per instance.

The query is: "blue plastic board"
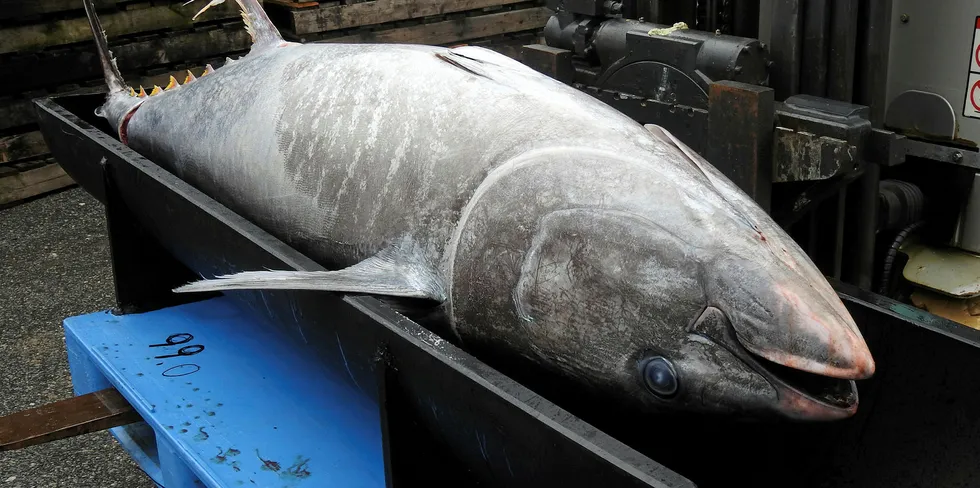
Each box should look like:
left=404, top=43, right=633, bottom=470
left=63, top=297, right=386, bottom=488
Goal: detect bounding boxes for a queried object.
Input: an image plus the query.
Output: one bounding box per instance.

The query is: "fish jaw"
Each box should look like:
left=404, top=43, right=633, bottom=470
left=690, top=306, right=860, bottom=421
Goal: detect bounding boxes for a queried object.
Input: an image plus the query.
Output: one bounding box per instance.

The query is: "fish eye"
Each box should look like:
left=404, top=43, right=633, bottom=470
left=639, top=356, right=679, bottom=398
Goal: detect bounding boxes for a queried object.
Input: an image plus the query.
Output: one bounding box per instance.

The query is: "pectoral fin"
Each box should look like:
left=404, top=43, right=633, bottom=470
left=172, top=239, right=446, bottom=302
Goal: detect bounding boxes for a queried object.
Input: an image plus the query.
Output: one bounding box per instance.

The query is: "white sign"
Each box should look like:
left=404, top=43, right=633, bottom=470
left=965, top=17, right=980, bottom=119
left=966, top=72, right=980, bottom=119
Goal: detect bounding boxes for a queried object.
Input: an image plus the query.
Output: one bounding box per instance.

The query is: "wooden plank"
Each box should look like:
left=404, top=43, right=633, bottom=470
left=0, top=1, right=249, bottom=54
left=0, top=25, right=251, bottom=95
left=0, top=388, right=140, bottom=451
left=327, top=7, right=549, bottom=45
left=0, top=0, right=126, bottom=20
left=0, top=160, right=76, bottom=206
left=0, top=131, right=49, bottom=164
left=265, top=0, right=320, bottom=7
left=285, top=0, right=529, bottom=35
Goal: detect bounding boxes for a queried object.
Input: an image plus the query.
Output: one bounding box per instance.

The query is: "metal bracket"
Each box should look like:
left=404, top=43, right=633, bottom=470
left=773, top=128, right=856, bottom=182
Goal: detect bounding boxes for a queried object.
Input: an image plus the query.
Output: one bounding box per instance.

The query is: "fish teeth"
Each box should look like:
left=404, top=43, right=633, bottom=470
left=137, top=86, right=147, bottom=97
left=164, top=75, right=179, bottom=91
left=201, top=64, right=215, bottom=76
left=225, top=56, right=236, bottom=65
left=129, top=87, right=136, bottom=97
left=149, top=85, right=162, bottom=96
left=184, top=69, right=197, bottom=84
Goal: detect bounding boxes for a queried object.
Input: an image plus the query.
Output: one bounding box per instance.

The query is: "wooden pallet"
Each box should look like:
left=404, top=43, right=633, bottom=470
left=1, top=23, right=251, bottom=96
left=266, top=0, right=536, bottom=35
left=323, top=6, right=548, bottom=46
left=264, top=0, right=321, bottom=8
left=0, top=1, right=252, bottom=54
left=0, top=1, right=128, bottom=21
left=0, top=157, right=74, bottom=206
left=0, top=131, right=48, bottom=164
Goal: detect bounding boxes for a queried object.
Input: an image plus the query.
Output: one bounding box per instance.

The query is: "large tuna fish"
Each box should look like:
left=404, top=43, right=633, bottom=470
left=83, top=0, right=874, bottom=420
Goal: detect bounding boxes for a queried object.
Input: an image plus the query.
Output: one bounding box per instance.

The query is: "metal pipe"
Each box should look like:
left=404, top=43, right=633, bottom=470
left=827, top=0, right=859, bottom=101
left=843, top=162, right=881, bottom=290
left=855, top=0, right=893, bottom=126
left=731, top=0, right=760, bottom=38
left=801, top=0, right=830, bottom=97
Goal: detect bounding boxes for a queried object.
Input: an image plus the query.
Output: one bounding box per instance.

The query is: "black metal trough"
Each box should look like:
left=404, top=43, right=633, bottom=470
left=35, top=93, right=980, bottom=488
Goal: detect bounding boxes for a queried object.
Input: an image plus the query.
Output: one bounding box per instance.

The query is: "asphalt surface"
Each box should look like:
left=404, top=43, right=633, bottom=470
left=0, top=188, right=154, bottom=487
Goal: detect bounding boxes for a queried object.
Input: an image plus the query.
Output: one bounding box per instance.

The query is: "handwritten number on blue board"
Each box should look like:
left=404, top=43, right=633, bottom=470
left=149, top=333, right=194, bottom=347
left=149, top=333, right=204, bottom=377
left=154, top=345, right=204, bottom=359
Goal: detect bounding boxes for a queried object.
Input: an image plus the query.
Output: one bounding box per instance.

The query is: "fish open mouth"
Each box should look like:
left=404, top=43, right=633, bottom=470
left=740, top=346, right=858, bottom=410
left=692, top=307, right=859, bottom=420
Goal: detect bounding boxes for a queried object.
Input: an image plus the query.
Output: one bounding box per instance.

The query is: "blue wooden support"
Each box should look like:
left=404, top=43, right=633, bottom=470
left=63, top=296, right=386, bottom=488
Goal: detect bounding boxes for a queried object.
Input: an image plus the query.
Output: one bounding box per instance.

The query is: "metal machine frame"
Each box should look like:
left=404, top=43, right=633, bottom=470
left=520, top=0, right=980, bottom=322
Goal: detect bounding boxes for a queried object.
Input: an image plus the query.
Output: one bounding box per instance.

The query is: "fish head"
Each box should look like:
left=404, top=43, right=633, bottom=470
left=509, top=205, right=873, bottom=421
left=679, top=246, right=875, bottom=421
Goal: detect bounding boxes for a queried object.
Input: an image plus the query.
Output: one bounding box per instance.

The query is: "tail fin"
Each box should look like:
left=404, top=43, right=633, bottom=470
left=83, top=0, right=127, bottom=93
left=185, top=0, right=284, bottom=53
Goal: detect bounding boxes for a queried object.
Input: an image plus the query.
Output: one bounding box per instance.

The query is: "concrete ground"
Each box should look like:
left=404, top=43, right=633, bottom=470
left=0, top=188, right=154, bottom=487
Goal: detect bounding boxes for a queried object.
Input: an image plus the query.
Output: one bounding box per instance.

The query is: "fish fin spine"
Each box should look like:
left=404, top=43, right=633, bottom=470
left=82, top=0, right=127, bottom=93
left=185, top=0, right=283, bottom=52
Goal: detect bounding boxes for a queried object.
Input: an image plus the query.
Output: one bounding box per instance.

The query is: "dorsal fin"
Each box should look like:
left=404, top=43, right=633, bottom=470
left=185, top=0, right=283, bottom=53
left=435, top=45, right=538, bottom=81
left=82, top=0, right=127, bottom=93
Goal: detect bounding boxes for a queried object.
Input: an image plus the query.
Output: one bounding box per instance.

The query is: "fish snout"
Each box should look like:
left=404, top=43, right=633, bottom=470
left=731, top=283, right=875, bottom=382
left=702, top=259, right=876, bottom=420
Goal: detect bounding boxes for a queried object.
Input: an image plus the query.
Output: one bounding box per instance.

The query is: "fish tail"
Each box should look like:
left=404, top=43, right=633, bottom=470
left=184, top=0, right=284, bottom=52
left=82, top=0, right=127, bottom=94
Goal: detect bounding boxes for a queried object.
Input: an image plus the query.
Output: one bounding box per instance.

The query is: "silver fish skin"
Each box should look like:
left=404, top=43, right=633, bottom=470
left=83, top=0, right=874, bottom=421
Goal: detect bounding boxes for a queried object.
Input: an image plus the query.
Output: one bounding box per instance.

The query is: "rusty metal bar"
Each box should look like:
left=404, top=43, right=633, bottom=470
left=520, top=44, right=574, bottom=84
left=0, top=388, right=142, bottom=451
left=706, top=80, right=775, bottom=212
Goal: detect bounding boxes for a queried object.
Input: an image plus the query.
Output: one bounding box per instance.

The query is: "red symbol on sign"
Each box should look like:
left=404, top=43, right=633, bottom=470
left=975, top=43, right=980, bottom=70
left=971, top=80, right=980, bottom=112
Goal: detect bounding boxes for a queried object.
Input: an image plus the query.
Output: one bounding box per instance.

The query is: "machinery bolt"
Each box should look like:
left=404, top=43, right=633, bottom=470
left=954, top=152, right=963, bottom=162
left=900, top=13, right=909, bottom=23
